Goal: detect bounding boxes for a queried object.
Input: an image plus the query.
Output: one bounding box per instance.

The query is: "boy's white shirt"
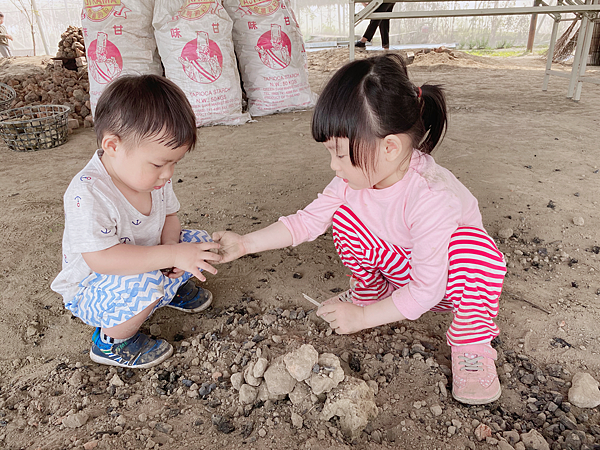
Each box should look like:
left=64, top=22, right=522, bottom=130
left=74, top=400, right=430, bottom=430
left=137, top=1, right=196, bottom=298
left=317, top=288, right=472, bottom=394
left=51, top=149, right=180, bottom=302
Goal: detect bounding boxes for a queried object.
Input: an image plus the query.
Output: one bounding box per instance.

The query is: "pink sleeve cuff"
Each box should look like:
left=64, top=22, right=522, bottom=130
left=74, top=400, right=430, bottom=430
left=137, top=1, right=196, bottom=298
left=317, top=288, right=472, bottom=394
left=278, top=216, right=305, bottom=247
left=391, top=285, right=430, bottom=320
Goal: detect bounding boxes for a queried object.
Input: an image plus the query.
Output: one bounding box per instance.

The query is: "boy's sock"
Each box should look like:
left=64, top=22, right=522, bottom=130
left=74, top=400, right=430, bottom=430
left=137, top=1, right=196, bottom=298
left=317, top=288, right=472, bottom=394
left=100, top=330, right=129, bottom=345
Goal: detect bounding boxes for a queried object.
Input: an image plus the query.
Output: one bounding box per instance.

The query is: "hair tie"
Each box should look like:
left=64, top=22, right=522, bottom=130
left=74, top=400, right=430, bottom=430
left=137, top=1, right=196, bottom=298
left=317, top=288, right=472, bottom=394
left=417, top=86, right=422, bottom=99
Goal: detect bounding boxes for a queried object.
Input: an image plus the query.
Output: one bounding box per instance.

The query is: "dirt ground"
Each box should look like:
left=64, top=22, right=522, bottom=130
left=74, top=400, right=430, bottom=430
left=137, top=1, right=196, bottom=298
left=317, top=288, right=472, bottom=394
left=0, top=48, right=599, bottom=450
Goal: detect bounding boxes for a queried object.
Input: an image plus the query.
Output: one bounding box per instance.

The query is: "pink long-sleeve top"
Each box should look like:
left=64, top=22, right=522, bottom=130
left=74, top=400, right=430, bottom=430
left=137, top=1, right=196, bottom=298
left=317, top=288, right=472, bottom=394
left=279, top=151, right=484, bottom=320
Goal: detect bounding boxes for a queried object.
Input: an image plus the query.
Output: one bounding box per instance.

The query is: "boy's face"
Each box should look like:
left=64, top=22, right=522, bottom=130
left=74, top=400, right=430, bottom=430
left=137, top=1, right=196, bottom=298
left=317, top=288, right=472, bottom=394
left=104, top=135, right=188, bottom=194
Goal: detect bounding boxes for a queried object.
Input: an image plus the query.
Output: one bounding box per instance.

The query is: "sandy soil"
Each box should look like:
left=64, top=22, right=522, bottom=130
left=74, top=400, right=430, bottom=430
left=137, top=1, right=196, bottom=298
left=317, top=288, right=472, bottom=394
left=0, top=48, right=599, bottom=450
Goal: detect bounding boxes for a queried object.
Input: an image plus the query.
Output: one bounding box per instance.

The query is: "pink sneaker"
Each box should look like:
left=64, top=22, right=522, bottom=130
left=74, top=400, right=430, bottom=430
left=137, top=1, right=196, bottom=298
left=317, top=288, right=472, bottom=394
left=451, top=343, right=501, bottom=405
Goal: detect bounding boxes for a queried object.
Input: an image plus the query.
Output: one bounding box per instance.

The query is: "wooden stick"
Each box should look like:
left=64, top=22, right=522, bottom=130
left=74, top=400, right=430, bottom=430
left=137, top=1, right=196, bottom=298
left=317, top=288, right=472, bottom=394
left=302, top=293, right=321, bottom=307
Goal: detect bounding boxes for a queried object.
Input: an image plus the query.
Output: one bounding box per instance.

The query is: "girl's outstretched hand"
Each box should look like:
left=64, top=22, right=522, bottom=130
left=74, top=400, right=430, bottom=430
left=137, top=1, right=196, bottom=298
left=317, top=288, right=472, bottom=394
left=212, top=231, right=247, bottom=263
left=317, top=297, right=368, bottom=334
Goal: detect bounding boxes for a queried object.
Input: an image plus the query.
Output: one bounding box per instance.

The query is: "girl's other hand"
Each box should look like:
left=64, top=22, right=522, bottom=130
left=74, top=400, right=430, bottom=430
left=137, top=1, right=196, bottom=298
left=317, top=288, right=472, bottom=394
left=212, top=231, right=247, bottom=263
left=317, top=299, right=367, bottom=334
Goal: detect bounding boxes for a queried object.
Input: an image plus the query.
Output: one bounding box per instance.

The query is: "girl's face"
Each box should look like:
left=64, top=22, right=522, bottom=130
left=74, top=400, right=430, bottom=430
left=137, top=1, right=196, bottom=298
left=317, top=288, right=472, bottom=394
left=325, top=137, right=407, bottom=190
left=102, top=135, right=188, bottom=195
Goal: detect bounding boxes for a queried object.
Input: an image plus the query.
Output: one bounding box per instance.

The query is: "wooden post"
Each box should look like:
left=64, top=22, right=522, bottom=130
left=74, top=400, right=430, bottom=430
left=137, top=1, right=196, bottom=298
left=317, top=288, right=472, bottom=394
left=590, top=21, right=600, bottom=65
left=527, top=0, right=542, bottom=52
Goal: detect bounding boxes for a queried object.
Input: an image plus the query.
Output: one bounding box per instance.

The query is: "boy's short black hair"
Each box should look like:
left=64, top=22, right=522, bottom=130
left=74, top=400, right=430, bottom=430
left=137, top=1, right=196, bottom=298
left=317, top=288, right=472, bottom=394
left=94, top=74, right=197, bottom=151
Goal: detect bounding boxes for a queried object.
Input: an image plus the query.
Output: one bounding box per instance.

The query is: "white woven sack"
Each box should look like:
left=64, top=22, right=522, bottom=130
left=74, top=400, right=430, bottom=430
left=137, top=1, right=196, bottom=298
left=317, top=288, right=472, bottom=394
left=153, top=0, right=250, bottom=126
left=81, top=0, right=163, bottom=116
left=223, top=0, right=316, bottom=116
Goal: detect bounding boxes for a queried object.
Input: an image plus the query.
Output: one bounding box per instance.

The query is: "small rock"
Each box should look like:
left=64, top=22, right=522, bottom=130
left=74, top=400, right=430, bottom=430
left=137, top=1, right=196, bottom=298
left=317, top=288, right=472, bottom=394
left=68, top=371, right=84, bottom=387
left=284, top=344, right=319, bottom=381
left=149, top=324, right=161, bottom=336
left=155, top=422, right=173, bottom=434
left=475, top=423, right=492, bottom=441
left=498, top=442, right=515, bottom=450
left=320, top=377, right=378, bottom=441
left=568, top=372, right=600, bottom=408
left=430, top=405, right=443, bottom=417
left=306, top=353, right=344, bottom=395
left=291, top=412, right=303, bottom=429
left=503, top=430, right=520, bottom=445
left=264, top=356, right=297, bottom=396
left=262, top=314, right=277, bottom=326
left=83, top=440, right=99, bottom=450
left=289, top=382, right=312, bottom=407
left=62, top=412, right=89, bottom=428
left=244, top=361, right=262, bottom=387
left=109, top=374, right=124, bottom=387
left=498, top=228, right=514, bottom=239
left=212, top=415, right=235, bottom=434
left=520, top=429, right=549, bottom=450
left=239, top=384, right=258, bottom=405
left=572, top=217, right=585, bottom=226
left=258, top=428, right=267, bottom=437
left=230, top=372, right=244, bottom=391
left=253, top=357, right=269, bottom=379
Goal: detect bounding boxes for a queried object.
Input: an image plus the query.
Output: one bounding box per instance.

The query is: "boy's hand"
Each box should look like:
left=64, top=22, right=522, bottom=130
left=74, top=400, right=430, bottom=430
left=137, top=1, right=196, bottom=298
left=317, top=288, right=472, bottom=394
left=161, top=267, right=185, bottom=279
left=317, top=298, right=367, bottom=334
left=173, top=241, right=221, bottom=282
left=212, top=231, right=247, bottom=263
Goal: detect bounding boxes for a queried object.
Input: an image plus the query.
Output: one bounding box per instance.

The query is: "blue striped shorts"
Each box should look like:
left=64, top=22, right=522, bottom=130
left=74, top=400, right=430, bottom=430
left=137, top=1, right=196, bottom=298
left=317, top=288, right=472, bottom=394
left=65, top=229, right=212, bottom=329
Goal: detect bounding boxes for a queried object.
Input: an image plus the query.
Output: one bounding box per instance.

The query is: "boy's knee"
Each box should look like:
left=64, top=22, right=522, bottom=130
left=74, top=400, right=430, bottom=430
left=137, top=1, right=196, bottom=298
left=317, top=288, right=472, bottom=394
left=180, top=229, right=212, bottom=244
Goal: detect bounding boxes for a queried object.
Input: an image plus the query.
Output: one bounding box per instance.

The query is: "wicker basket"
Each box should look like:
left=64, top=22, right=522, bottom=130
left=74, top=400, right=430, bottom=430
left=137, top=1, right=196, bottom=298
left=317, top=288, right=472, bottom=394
left=0, top=105, right=70, bottom=152
left=0, top=83, right=16, bottom=112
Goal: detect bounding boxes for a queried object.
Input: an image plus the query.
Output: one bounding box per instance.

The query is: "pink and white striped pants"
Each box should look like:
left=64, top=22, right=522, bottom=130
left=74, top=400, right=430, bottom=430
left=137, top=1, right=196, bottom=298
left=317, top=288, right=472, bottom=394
left=332, top=205, right=506, bottom=346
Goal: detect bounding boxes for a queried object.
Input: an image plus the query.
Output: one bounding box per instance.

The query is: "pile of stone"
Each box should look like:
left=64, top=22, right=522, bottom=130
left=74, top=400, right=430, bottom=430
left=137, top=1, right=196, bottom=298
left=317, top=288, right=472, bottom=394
left=230, top=343, right=378, bottom=440
left=0, top=63, right=92, bottom=130
left=56, top=25, right=85, bottom=59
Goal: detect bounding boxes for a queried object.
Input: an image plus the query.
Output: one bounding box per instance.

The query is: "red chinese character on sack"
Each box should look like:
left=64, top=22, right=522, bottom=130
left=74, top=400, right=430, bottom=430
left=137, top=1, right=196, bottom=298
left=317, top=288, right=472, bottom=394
left=284, top=17, right=290, bottom=25
left=171, top=28, right=182, bottom=38
left=212, top=23, right=220, bottom=33
left=113, top=25, right=123, bottom=36
left=248, top=21, right=258, bottom=30
left=82, top=27, right=88, bottom=37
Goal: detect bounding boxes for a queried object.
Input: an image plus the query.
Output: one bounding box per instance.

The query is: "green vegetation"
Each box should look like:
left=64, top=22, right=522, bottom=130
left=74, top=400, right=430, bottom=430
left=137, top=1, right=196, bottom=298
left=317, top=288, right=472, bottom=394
left=464, top=47, right=547, bottom=57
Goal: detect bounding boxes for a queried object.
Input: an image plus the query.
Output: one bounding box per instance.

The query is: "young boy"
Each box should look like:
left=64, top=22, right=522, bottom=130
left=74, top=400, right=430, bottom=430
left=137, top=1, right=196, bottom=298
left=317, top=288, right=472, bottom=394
left=51, top=75, right=221, bottom=368
left=0, top=12, right=14, bottom=58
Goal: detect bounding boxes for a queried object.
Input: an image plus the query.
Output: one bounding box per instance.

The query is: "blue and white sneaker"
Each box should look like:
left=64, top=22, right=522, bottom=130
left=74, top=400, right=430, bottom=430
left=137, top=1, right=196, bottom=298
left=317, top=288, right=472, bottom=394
left=90, top=328, right=173, bottom=369
left=168, top=280, right=213, bottom=313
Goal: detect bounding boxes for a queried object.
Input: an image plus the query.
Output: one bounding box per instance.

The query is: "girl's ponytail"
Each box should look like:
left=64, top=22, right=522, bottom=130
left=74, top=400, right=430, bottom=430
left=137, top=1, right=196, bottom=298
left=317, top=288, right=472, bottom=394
left=417, top=84, right=448, bottom=154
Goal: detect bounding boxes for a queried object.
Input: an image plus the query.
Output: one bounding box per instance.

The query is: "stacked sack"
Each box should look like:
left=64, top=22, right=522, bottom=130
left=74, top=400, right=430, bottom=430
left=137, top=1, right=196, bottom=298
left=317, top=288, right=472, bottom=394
left=224, top=0, right=316, bottom=116
left=81, top=0, right=163, bottom=115
left=81, top=0, right=314, bottom=125
left=153, top=0, right=250, bottom=126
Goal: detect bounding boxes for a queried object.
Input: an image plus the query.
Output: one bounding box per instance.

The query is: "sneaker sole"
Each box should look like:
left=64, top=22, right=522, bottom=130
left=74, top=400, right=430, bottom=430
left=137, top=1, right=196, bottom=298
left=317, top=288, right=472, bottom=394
left=167, top=290, right=213, bottom=313
left=452, top=386, right=501, bottom=405
left=89, top=344, right=173, bottom=369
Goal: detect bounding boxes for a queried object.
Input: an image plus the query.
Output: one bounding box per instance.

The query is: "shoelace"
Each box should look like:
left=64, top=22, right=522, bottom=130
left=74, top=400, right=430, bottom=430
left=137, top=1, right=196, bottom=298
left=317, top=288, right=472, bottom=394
left=458, top=354, right=483, bottom=372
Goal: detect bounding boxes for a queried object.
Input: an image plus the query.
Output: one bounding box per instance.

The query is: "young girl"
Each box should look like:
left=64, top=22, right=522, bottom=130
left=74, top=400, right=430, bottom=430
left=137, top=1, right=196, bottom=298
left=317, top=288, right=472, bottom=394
left=214, top=54, right=506, bottom=405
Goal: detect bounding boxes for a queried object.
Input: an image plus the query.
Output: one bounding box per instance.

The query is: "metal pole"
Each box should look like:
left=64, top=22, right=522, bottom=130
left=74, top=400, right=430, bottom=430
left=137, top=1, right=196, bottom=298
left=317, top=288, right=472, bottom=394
left=567, top=1, right=590, bottom=97
left=31, top=0, right=50, bottom=55
left=574, top=2, right=597, bottom=100
left=349, top=0, right=355, bottom=60
left=543, top=14, right=561, bottom=90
